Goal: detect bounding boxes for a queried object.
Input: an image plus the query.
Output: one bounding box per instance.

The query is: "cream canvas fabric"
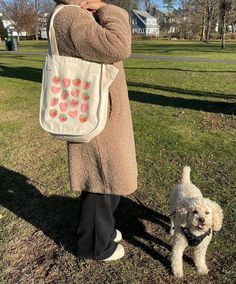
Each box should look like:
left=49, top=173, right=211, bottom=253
left=39, top=4, right=119, bottom=142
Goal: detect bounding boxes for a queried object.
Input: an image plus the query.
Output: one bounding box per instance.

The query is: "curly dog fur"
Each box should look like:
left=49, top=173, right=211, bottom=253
left=170, top=167, right=223, bottom=278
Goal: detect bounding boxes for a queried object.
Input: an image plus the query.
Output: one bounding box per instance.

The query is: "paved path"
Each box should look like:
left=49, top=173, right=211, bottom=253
left=1, top=51, right=236, bottom=64
left=131, top=54, right=236, bottom=64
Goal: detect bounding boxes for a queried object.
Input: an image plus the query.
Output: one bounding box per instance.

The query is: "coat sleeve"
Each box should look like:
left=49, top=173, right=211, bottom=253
left=69, top=5, right=131, bottom=63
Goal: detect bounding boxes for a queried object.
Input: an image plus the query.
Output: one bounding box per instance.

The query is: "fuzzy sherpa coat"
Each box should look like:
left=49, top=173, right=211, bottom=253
left=50, top=0, right=137, bottom=195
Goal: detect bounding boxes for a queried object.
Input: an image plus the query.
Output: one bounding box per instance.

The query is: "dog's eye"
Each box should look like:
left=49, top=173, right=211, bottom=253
left=193, top=210, right=198, bottom=214
left=205, top=211, right=209, bottom=215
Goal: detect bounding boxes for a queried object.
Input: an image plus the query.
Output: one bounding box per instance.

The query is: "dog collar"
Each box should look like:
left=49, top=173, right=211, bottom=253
left=181, top=227, right=212, bottom=246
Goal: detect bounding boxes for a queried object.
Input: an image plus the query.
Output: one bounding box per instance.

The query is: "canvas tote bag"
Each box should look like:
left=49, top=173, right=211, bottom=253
left=39, top=4, right=119, bottom=143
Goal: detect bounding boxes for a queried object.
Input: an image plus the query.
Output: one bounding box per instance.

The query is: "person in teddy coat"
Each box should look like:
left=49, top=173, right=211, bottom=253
left=49, top=0, right=138, bottom=261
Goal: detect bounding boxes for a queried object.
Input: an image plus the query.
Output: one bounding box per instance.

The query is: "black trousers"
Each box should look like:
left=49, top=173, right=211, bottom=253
left=77, top=191, right=120, bottom=260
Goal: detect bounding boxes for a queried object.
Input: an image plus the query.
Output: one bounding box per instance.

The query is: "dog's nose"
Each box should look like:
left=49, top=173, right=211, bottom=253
left=199, top=217, right=205, bottom=223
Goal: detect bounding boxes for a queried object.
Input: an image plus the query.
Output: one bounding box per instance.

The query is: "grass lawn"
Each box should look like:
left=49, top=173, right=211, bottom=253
left=0, top=42, right=236, bottom=283
left=1, top=39, right=236, bottom=60
left=132, top=40, right=236, bottom=60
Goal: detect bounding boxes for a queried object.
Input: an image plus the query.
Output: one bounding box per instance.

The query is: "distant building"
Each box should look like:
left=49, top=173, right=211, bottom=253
left=38, top=13, right=48, bottom=39
left=131, top=10, right=160, bottom=37
left=0, top=12, right=48, bottom=39
left=0, top=13, right=26, bottom=37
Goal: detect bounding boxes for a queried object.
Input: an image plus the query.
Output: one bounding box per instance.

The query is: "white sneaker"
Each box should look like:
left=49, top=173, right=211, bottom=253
left=103, top=244, right=125, bottom=261
left=114, top=229, right=122, bottom=243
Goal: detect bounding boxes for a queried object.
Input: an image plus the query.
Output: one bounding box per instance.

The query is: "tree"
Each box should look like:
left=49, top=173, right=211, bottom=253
left=0, top=17, right=7, bottom=40
left=219, top=0, right=232, bottom=49
left=0, top=0, right=37, bottom=41
left=105, top=0, right=140, bottom=11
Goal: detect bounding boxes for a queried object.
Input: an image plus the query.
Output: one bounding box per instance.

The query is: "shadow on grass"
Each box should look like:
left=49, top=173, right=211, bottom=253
left=0, top=65, right=42, bottom=82
left=128, top=87, right=236, bottom=115
left=0, top=166, right=195, bottom=272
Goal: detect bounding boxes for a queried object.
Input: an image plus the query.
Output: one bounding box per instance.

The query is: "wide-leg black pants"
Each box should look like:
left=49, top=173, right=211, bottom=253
left=77, top=191, right=120, bottom=260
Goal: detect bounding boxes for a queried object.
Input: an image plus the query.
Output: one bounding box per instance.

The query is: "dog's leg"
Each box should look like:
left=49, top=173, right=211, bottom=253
left=171, top=234, right=188, bottom=278
left=193, top=237, right=211, bottom=275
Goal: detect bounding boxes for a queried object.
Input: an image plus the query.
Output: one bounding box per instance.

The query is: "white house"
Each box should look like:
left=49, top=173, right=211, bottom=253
left=0, top=12, right=48, bottom=39
left=131, top=10, right=160, bottom=37
left=0, top=13, right=27, bottom=37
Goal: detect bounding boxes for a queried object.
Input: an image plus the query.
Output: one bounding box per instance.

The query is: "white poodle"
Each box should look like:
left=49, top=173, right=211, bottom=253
left=170, top=166, right=223, bottom=278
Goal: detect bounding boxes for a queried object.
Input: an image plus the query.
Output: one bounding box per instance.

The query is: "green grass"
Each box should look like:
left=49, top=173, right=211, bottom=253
left=132, top=40, right=236, bottom=60
left=0, top=42, right=236, bottom=283
left=1, top=39, right=236, bottom=60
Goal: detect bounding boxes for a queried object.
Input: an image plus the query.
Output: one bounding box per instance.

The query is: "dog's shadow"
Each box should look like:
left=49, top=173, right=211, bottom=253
left=0, top=166, right=193, bottom=272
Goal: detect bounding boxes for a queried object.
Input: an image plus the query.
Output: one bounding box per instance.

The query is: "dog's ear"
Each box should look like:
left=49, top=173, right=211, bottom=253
left=206, top=198, right=223, bottom=231
left=175, top=206, right=188, bottom=226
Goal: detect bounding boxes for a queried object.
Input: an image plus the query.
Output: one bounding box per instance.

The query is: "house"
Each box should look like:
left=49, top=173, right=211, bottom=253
left=131, top=10, right=160, bottom=37
left=38, top=13, right=48, bottom=39
left=0, top=12, right=48, bottom=39
left=0, top=13, right=27, bottom=37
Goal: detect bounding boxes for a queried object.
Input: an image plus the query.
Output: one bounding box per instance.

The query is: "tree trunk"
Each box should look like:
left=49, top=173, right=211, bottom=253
left=200, top=15, right=206, bottom=41
left=35, top=17, right=39, bottom=40
left=219, top=0, right=226, bottom=49
left=205, top=18, right=211, bottom=43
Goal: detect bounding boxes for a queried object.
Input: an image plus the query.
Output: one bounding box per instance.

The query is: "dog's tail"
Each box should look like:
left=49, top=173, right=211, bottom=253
left=182, top=166, right=191, bottom=185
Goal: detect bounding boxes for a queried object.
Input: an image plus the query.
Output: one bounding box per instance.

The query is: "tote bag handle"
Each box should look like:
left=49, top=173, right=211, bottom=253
left=48, top=4, right=95, bottom=56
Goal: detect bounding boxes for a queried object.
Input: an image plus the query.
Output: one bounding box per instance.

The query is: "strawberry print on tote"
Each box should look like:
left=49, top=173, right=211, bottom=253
left=63, top=78, right=71, bottom=88
left=59, top=114, right=67, bottom=122
left=50, top=97, right=59, bottom=107
left=49, top=109, right=58, bottom=118
left=81, top=103, right=89, bottom=113
left=52, top=76, right=60, bottom=85
left=51, top=85, right=60, bottom=94
left=69, top=110, right=78, bottom=119
left=61, top=90, right=69, bottom=100
left=83, top=82, right=91, bottom=90
left=71, top=88, right=79, bottom=97
left=48, top=77, right=91, bottom=123
left=79, top=114, right=88, bottom=123
left=81, top=92, right=90, bottom=101
left=73, top=79, right=81, bottom=87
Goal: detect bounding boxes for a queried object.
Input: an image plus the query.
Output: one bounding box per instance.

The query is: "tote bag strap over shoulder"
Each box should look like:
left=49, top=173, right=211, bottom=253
left=40, top=5, right=119, bottom=143
left=48, top=4, right=94, bottom=56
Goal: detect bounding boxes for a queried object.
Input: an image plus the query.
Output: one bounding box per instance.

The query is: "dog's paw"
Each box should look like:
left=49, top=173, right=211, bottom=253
left=197, top=266, right=209, bottom=275
left=172, top=269, right=183, bottom=278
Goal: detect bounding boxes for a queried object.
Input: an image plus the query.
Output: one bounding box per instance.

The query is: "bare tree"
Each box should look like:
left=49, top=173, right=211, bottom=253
left=105, top=0, right=140, bottom=11
left=219, top=0, right=232, bottom=49
left=0, top=0, right=37, bottom=41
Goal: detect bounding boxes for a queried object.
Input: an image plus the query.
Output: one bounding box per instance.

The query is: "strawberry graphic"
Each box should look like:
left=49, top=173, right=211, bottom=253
left=50, top=97, right=59, bottom=107
left=49, top=109, right=58, bottom=118
left=83, top=82, right=91, bottom=90
left=71, top=88, right=80, bottom=97
left=59, top=114, right=67, bottom=122
left=62, top=78, right=71, bottom=88
left=60, top=102, right=68, bottom=112
left=70, top=99, right=79, bottom=108
left=79, top=114, right=88, bottom=123
left=52, top=76, right=60, bottom=85
left=61, top=90, right=69, bottom=100
left=81, top=92, right=90, bottom=100
left=73, top=79, right=81, bottom=87
left=81, top=103, right=89, bottom=113
left=69, top=110, right=78, bottom=119
left=51, top=85, right=60, bottom=94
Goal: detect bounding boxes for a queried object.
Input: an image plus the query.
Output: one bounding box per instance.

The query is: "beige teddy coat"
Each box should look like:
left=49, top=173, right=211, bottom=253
left=50, top=0, right=137, bottom=195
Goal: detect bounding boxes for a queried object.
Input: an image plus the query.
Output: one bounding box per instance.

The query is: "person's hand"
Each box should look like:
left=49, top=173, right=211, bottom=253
left=80, top=0, right=107, bottom=11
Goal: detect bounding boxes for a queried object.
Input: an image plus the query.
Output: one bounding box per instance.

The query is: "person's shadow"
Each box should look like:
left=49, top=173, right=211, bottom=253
left=0, top=166, right=193, bottom=272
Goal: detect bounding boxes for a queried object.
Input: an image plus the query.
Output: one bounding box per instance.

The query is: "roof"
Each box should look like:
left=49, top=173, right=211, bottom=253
left=133, top=10, right=157, bottom=20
